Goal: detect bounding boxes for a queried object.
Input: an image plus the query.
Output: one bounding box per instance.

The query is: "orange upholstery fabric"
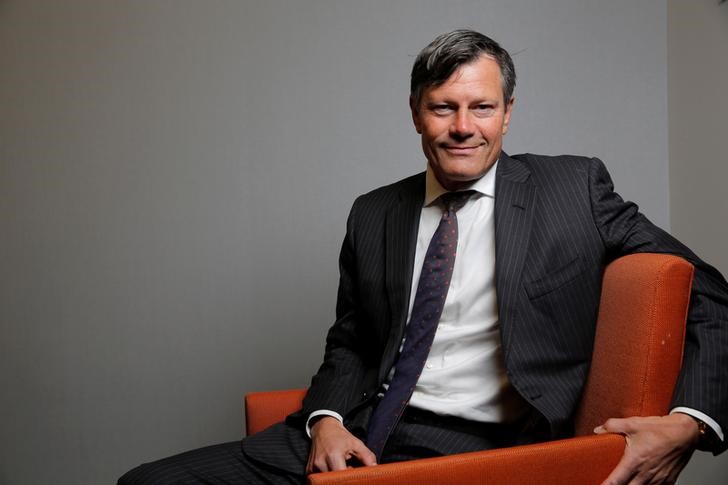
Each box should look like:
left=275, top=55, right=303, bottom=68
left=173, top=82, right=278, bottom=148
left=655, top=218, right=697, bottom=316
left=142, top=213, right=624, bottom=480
left=244, top=253, right=693, bottom=484
left=574, top=254, right=693, bottom=435
left=307, top=434, right=625, bottom=485
left=244, top=389, right=306, bottom=436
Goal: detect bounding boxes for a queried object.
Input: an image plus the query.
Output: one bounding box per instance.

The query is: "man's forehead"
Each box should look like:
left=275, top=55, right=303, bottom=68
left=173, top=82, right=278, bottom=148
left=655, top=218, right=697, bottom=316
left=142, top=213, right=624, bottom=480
left=422, top=56, right=504, bottom=99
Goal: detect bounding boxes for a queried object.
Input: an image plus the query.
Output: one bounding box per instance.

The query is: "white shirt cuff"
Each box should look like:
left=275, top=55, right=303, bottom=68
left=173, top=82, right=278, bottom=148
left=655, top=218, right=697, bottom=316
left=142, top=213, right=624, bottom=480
left=305, top=409, right=344, bottom=438
left=670, top=407, right=724, bottom=442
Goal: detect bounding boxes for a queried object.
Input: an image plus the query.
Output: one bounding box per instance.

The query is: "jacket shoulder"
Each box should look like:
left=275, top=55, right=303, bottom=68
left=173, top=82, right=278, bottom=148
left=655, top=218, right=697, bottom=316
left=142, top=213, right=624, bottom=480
left=510, top=153, right=597, bottom=176
left=352, top=172, right=425, bottom=211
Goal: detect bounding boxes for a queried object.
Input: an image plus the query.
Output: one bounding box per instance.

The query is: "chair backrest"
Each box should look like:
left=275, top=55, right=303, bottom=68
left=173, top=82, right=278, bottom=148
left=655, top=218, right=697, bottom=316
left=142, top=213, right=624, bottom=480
left=245, top=388, right=307, bottom=436
left=574, top=253, right=693, bottom=436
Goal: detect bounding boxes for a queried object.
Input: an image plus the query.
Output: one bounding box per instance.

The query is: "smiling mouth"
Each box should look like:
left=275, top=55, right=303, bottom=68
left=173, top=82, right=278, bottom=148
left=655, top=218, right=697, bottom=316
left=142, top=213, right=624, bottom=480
left=443, top=145, right=482, bottom=155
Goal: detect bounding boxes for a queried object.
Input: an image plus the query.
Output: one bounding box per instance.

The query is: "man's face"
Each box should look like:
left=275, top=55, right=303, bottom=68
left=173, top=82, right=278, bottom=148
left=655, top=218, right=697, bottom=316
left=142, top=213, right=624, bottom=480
left=411, top=55, right=513, bottom=191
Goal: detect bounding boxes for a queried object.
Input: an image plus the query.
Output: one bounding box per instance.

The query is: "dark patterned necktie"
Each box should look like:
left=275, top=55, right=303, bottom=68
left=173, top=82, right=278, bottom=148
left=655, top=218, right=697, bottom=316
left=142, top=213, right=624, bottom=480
left=366, top=190, right=475, bottom=459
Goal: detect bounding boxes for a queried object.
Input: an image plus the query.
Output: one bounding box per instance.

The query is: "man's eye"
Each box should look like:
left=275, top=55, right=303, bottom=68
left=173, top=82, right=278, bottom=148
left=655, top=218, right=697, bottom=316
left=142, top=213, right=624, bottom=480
left=474, top=105, right=494, bottom=113
left=432, top=105, right=453, bottom=114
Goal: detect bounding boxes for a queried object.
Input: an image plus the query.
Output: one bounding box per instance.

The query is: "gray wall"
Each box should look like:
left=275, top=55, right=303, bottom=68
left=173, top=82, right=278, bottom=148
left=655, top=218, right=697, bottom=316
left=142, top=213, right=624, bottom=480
left=669, top=0, right=728, bottom=271
left=0, top=0, right=716, bottom=483
left=668, top=0, right=728, bottom=482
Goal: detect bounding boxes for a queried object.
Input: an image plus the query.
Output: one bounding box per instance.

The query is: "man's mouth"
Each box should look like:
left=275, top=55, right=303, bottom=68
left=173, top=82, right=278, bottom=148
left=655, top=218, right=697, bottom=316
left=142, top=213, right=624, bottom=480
left=443, top=144, right=482, bottom=155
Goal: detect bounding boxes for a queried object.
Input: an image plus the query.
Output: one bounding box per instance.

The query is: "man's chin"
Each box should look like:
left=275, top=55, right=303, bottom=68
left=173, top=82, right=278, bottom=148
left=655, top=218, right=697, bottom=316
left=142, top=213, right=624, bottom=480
left=437, top=171, right=487, bottom=190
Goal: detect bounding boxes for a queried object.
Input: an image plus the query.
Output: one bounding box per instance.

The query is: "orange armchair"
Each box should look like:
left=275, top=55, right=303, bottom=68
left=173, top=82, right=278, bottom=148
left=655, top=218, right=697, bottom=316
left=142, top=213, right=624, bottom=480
left=244, top=253, right=694, bottom=484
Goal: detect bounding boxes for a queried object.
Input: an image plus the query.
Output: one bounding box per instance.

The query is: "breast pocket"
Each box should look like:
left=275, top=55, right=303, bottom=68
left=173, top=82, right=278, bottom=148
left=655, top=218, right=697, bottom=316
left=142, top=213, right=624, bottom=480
left=524, top=256, right=587, bottom=299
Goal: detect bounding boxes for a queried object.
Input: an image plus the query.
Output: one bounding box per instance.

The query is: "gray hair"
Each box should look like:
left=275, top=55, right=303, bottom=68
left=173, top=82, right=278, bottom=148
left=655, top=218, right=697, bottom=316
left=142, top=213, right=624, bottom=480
left=410, top=29, right=516, bottom=109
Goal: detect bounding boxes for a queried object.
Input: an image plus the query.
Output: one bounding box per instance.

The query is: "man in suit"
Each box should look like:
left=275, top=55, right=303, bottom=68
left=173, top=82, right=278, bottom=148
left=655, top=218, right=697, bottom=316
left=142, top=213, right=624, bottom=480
left=120, top=29, right=727, bottom=485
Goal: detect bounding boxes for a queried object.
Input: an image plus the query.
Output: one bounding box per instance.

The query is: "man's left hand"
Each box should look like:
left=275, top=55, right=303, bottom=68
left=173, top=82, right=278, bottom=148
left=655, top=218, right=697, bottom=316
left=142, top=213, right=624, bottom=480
left=594, top=413, right=699, bottom=484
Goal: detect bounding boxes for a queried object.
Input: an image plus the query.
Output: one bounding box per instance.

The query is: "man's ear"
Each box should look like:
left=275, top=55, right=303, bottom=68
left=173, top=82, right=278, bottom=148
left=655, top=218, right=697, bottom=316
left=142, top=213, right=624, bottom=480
left=410, top=96, right=423, bottom=134
left=502, top=96, right=515, bottom=135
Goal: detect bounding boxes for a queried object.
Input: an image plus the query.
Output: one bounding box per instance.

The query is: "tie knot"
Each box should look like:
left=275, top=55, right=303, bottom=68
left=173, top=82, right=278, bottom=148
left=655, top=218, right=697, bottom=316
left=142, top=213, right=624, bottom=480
left=440, top=190, right=475, bottom=214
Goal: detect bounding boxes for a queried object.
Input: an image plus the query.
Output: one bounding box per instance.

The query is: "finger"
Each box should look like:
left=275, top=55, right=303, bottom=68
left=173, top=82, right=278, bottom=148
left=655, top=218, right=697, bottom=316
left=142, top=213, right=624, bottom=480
left=306, top=454, right=317, bottom=475
left=601, top=450, right=638, bottom=485
left=351, top=442, right=377, bottom=466
left=309, top=455, right=328, bottom=474
left=308, top=447, right=336, bottom=474
left=326, top=452, right=348, bottom=472
left=306, top=446, right=316, bottom=475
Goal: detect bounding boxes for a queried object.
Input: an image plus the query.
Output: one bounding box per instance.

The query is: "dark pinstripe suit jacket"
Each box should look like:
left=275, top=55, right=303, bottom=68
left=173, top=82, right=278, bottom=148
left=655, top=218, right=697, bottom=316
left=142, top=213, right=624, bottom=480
left=289, top=152, right=728, bottom=454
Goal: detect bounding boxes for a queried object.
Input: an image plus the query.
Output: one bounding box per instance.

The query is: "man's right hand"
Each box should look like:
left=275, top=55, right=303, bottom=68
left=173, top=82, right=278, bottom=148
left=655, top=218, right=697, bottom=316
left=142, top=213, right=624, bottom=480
left=306, top=416, right=377, bottom=474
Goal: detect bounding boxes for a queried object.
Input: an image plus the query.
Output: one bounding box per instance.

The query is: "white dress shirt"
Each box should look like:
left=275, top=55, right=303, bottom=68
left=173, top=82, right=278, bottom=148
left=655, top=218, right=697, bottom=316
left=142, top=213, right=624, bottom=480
left=396, top=161, right=527, bottom=423
left=307, top=162, right=526, bottom=435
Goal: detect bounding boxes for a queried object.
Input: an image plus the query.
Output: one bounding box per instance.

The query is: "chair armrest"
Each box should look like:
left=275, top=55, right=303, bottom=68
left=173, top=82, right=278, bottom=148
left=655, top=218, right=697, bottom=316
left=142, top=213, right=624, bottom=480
left=245, top=388, right=307, bottom=436
left=307, top=434, right=625, bottom=485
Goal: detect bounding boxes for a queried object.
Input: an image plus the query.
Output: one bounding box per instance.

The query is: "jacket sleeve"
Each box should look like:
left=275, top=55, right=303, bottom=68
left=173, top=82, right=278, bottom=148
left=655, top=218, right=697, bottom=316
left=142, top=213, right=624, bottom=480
left=294, top=197, right=371, bottom=421
left=588, top=157, right=728, bottom=454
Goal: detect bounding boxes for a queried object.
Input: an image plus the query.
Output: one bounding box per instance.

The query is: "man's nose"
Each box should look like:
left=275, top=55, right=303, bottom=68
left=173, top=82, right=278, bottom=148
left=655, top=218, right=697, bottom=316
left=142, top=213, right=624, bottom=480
left=450, top=110, right=475, bottom=139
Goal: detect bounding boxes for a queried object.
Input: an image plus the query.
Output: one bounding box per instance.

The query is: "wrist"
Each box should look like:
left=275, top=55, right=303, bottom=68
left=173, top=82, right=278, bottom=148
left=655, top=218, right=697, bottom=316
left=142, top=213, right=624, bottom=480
left=305, top=410, right=344, bottom=438
left=674, top=412, right=713, bottom=451
left=310, top=416, right=342, bottom=437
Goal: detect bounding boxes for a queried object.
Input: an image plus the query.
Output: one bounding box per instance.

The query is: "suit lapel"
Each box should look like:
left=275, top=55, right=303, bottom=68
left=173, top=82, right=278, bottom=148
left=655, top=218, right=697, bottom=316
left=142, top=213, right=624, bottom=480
left=381, top=173, right=425, bottom=381
left=495, top=153, right=535, bottom=358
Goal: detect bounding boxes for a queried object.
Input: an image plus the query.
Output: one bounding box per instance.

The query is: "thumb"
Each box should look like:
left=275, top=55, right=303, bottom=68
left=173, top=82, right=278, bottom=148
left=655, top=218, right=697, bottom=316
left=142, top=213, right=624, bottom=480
left=594, top=417, right=629, bottom=435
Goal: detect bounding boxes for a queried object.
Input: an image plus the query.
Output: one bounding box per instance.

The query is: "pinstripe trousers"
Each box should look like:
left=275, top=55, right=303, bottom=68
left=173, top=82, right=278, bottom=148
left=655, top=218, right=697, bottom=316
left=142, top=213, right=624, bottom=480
left=118, top=408, right=547, bottom=484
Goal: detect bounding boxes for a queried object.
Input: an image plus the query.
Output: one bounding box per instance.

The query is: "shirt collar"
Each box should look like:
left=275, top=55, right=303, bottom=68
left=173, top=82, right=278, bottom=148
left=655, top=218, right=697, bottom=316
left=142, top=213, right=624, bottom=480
left=424, top=160, right=498, bottom=207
